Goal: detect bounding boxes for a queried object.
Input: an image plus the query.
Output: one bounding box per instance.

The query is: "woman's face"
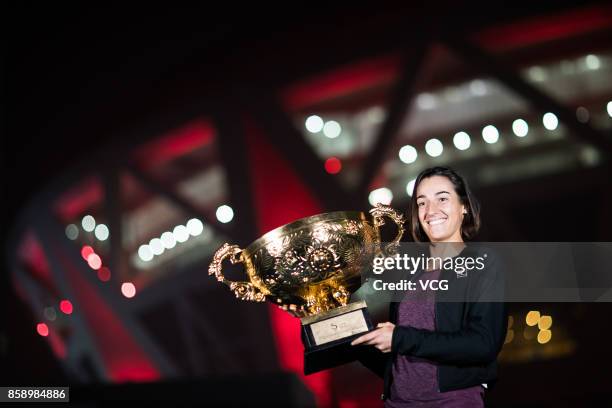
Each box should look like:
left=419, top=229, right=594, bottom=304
left=415, top=175, right=466, bottom=243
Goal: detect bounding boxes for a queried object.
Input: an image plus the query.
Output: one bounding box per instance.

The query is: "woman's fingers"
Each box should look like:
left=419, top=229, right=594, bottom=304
left=350, top=329, right=380, bottom=346
left=352, top=322, right=394, bottom=353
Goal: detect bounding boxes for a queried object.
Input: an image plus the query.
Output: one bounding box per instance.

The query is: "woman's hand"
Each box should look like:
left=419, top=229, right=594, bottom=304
left=350, top=322, right=395, bottom=353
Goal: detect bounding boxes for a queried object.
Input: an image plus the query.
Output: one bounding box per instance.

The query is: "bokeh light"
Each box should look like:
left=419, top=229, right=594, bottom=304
left=81, top=245, right=94, bottom=261
left=216, top=205, right=234, bottom=223
left=65, top=224, right=79, bottom=240
left=87, top=253, right=102, bottom=270
left=322, top=120, right=341, bottom=138
left=173, top=225, right=190, bottom=242
left=526, top=310, right=540, bottom=326
left=37, top=323, right=49, bottom=337
left=81, top=215, right=96, bottom=232
left=160, top=231, right=177, bottom=249
left=149, top=238, right=164, bottom=256
left=585, top=54, right=600, bottom=70
left=121, top=282, right=136, bottom=298
left=512, top=119, right=529, bottom=137
left=425, top=138, right=443, bottom=157
left=60, top=300, right=73, bottom=315
left=398, top=145, right=418, bottom=164
left=94, top=224, right=109, bottom=241
left=324, top=157, right=342, bottom=174
left=537, top=329, right=552, bottom=344
left=305, top=115, right=324, bottom=133
left=97, top=266, right=111, bottom=282
left=576, top=106, right=589, bottom=123
left=44, top=307, right=57, bottom=321
left=542, top=113, right=558, bottom=130
left=368, top=187, right=393, bottom=206
left=406, top=179, right=416, bottom=197
left=453, top=132, right=471, bottom=150
left=186, top=218, right=204, bottom=236
left=538, top=315, right=553, bottom=330
left=482, top=125, right=499, bottom=144
left=138, top=244, right=154, bottom=262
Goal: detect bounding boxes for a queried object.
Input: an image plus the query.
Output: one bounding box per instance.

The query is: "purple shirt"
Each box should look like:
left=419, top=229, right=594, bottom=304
left=385, top=269, right=484, bottom=407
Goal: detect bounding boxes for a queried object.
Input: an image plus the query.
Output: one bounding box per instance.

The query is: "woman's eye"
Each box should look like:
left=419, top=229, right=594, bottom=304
left=439, top=197, right=448, bottom=202
left=417, top=202, right=425, bottom=207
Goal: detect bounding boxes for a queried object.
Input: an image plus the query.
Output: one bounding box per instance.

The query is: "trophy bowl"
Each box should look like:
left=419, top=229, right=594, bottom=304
left=208, top=203, right=405, bottom=373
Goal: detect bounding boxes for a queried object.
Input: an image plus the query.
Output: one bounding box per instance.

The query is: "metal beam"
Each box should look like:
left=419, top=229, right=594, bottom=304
left=127, top=245, right=219, bottom=313
left=36, top=208, right=179, bottom=377
left=244, top=87, right=357, bottom=211
left=444, top=37, right=612, bottom=154
left=102, top=166, right=123, bottom=276
left=357, top=36, right=429, bottom=196
left=210, top=103, right=259, bottom=246
left=125, top=163, right=228, bottom=239
left=30, top=218, right=111, bottom=380
left=176, top=299, right=208, bottom=376
left=179, top=298, right=243, bottom=373
left=10, top=267, right=87, bottom=380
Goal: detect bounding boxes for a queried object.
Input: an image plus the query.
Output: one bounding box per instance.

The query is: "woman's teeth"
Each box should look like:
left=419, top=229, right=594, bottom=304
left=428, top=218, right=446, bottom=226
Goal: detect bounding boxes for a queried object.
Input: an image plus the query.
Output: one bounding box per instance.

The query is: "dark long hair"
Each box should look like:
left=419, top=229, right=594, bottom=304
left=409, top=166, right=481, bottom=242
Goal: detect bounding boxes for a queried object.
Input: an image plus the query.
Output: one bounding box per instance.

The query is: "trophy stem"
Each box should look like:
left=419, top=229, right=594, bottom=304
left=302, top=282, right=351, bottom=316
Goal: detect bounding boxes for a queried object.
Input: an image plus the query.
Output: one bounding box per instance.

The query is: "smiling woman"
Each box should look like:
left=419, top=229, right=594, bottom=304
left=352, top=166, right=507, bottom=407
left=411, top=167, right=481, bottom=244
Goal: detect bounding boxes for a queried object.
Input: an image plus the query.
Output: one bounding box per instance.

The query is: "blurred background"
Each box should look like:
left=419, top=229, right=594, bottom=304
left=3, top=2, right=612, bottom=407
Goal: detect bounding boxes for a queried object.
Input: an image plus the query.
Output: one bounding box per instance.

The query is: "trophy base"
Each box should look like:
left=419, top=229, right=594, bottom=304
left=300, top=300, right=374, bottom=375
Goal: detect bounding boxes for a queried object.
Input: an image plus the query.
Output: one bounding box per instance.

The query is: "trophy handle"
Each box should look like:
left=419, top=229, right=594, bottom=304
left=369, top=203, right=406, bottom=254
left=208, top=243, right=266, bottom=302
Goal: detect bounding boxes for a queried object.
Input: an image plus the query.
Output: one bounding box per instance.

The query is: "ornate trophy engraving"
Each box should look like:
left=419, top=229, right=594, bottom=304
left=208, top=203, right=405, bottom=373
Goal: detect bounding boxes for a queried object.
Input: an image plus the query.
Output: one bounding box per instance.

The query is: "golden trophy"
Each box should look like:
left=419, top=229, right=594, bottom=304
left=208, top=203, right=405, bottom=373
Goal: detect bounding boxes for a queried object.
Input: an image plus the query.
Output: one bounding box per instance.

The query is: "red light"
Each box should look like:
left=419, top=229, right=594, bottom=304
left=59, top=300, right=73, bottom=315
left=81, top=245, right=94, bottom=260
left=87, top=253, right=102, bottom=270
left=324, top=157, right=342, bottom=174
left=97, top=267, right=111, bottom=282
left=37, top=323, right=49, bottom=337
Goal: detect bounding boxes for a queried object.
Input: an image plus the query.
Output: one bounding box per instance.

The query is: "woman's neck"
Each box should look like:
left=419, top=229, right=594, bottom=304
left=428, top=241, right=466, bottom=260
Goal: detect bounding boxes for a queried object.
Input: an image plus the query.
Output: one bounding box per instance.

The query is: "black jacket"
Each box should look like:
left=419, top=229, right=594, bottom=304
left=358, top=245, right=507, bottom=400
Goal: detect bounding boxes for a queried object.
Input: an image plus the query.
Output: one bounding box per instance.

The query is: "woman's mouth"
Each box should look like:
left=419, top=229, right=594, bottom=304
left=427, top=217, right=447, bottom=226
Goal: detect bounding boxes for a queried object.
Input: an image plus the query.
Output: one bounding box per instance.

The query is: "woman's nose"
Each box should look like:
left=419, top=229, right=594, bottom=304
left=426, top=202, right=439, bottom=215
left=421, top=203, right=437, bottom=219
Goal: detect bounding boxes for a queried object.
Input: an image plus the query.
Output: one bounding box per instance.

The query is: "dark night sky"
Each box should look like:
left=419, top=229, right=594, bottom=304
left=3, top=2, right=587, bottom=226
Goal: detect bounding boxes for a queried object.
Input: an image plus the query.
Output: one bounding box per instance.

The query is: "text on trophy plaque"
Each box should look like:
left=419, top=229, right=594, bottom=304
left=309, top=310, right=369, bottom=345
